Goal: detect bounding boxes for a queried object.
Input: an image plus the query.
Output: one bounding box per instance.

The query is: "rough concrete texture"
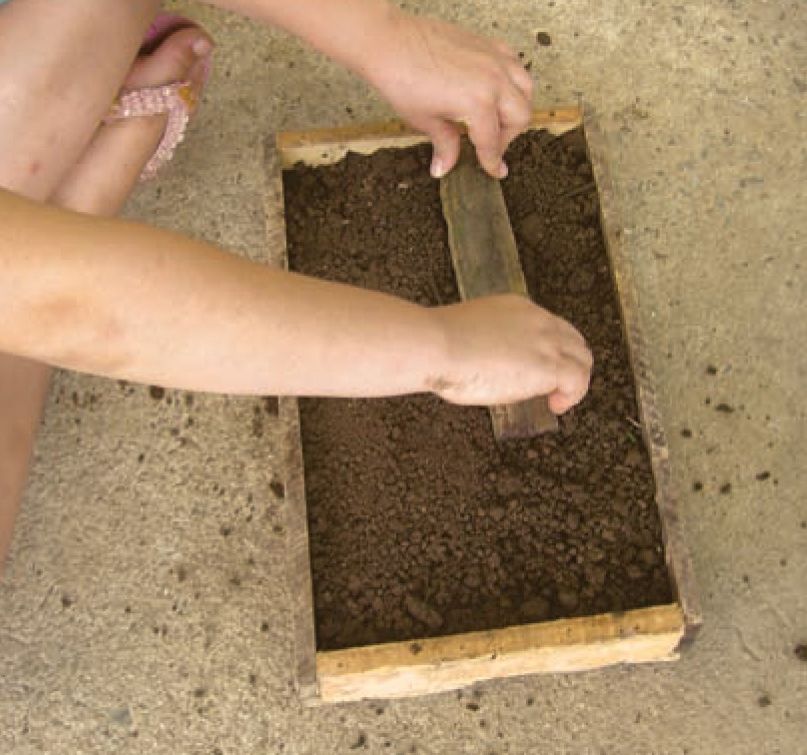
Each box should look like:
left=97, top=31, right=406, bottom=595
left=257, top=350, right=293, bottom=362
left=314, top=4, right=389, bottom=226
left=1, top=0, right=805, bottom=752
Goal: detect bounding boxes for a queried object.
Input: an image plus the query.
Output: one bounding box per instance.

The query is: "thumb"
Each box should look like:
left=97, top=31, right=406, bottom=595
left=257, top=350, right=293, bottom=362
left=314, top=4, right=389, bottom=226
left=548, top=390, right=574, bottom=415
left=422, top=119, right=461, bottom=179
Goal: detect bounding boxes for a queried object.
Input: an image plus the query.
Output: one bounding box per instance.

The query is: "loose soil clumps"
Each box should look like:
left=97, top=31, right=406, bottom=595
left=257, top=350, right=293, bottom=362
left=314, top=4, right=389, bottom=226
left=283, top=130, right=671, bottom=650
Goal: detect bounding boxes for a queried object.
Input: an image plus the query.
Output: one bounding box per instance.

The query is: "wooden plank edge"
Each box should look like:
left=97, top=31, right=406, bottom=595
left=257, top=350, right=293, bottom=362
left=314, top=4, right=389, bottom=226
left=280, top=396, right=320, bottom=700
left=318, top=631, right=681, bottom=703
left=582, top=108, right=703, bottom=641
left=315, top=604, right=683, bottom=703
left=490, top=399, right=558, bottom=439
left=275, top=106, right=583, bottom=168
left=263, top=141, right=321, bottom=699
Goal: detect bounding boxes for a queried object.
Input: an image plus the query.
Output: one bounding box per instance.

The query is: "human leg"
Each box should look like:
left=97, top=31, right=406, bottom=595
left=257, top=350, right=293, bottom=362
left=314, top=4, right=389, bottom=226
left=0, top=15, right=213, bottom=577
left=51, top=24, right=213, bottom=213
left=0, top=0, right=162, bottom=200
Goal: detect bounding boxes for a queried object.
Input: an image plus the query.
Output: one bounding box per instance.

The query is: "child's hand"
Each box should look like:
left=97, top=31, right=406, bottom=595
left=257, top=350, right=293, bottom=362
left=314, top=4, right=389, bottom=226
left=363, top=11, right=533, bottom=180
left=430, top=295, right=592, bottom=413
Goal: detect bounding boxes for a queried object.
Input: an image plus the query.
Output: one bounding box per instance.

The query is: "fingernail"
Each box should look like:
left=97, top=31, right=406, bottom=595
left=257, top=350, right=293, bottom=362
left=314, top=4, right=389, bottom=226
left=498, top=161, right=509, bottom=179
left=193, top=37, right=213, bottom=58
left=430, top=157, right=445, bottom=179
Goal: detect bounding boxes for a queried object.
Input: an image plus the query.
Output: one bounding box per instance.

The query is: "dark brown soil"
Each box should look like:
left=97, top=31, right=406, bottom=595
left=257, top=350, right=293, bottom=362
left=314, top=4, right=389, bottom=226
left=283, top=129, right=672, bottom=651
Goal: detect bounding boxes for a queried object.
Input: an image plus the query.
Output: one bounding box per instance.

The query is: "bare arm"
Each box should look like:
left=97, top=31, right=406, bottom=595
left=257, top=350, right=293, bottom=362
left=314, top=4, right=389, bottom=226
left=204, top=0, right=534, bottom=178
left=0, top=189, right=590, bottom=408
left=1, top=189, right=443, bottom=397
left=207, top=0, right=395, bottom=74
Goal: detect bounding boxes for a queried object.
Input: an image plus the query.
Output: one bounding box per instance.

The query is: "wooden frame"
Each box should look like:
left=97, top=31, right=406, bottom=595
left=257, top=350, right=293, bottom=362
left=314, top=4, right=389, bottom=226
left=267, top=105, right=701, bottom=705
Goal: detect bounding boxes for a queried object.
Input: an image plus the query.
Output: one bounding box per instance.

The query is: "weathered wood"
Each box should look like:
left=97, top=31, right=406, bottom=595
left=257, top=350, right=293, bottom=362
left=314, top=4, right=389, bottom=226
left=439, top=139, right=558, bottom=438
left=263, top=146, right=320, bottom=700
left=275, top=107, right=582, bottom=168
left=279, top=396, right=319, bottom=701
left=315, top=604, right=684, bottom=702
left=582, top=111, right=702, bottom=640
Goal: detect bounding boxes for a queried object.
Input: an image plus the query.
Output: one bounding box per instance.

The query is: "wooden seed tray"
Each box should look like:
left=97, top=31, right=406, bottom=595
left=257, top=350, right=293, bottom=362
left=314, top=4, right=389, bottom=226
left=266, top=105, right=701, bottom=704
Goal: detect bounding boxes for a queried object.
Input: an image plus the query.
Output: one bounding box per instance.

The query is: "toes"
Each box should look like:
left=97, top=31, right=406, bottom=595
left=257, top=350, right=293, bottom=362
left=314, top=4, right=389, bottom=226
left=125, top=26, right=214, bottom=91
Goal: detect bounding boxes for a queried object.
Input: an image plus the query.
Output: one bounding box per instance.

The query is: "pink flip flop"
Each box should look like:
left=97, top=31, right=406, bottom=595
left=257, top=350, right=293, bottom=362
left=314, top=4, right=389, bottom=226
left=104, top=13, right=211, bottom=182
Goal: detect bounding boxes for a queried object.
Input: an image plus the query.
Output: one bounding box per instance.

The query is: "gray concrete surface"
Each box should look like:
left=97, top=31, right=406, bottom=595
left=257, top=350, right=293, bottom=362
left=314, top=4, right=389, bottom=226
left=2, top=0, right=805, bottom=752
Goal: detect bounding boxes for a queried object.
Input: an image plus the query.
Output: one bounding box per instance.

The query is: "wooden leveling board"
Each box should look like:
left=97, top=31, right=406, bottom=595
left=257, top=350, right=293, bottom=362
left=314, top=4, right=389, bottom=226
left=439, top=138, right=559, bottom=439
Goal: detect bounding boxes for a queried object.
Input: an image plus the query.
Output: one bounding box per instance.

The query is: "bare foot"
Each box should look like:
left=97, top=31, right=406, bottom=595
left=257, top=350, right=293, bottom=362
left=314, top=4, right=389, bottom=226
left=50, top=22, right=213, bottom=216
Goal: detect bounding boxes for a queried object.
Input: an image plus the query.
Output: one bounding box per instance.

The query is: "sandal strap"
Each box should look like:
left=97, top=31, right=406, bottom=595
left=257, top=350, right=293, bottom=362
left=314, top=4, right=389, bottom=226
left=105, top=81, right=197, bottom=182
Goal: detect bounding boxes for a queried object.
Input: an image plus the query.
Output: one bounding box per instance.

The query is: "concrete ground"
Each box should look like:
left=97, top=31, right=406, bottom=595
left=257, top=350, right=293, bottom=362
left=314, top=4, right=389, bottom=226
left=1, top=0, right=805, bottom=752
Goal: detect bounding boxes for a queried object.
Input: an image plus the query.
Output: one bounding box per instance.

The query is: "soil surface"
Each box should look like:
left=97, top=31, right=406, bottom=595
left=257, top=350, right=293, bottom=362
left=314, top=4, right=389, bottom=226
left=283, top=129, right=672, bottom=650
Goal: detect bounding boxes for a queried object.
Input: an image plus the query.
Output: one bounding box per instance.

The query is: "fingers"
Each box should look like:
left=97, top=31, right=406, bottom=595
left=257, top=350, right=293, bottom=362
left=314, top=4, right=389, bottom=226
left=561, top=342, right=594, bottom=378
left=496, top=57, right=533, bottom=155
left=497, top=88, right=531, bottom=157
left=535, top=311, right=591, bottom=414
left=508, top=63, right=534, bottom=102
left=401, top=28, right=534, bottom=181
left=548, top=345, right=592, bottom=414
left=466, top=111, right=506, bottom=178
left=419, top=118, right=461, bottom=178
left=468, top=49, right=533, bottom=178
left=492, top=38, right=520, bottom=62
left=555, top=316, right=591, bottom=355
left=490, top=38, right=534, bottom=102
left=548, top=390, right=577, bottom=415
left=548, top=380, right=589, bottom=415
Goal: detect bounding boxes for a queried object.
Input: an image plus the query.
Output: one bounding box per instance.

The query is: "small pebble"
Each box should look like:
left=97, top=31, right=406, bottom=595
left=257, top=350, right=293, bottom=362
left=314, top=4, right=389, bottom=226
left=521, top=596, right=550, bottom=621
left=626, top=564, right=645, bottom=580
left=404, top=594, right=444, bottom=630
left=557, top=589, right=579, bottom=610
left=536, top=31, right=552, bottom=46
left=639, top=548, right=657, bottom=567
left=624, top=447, right=643, bottom=466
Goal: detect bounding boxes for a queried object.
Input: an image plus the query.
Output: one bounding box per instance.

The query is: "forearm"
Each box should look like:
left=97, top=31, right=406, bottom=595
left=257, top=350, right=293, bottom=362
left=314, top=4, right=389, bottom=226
left=204, top=0, right=397, bottom=78
left=0, top=189, right=445, bottom=397
left=203, top=0, right=534, bottom=180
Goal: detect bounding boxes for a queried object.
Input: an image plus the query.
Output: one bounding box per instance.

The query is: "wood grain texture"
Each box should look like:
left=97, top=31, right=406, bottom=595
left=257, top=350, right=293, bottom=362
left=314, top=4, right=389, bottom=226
left=266, top=145, right=320, bottom=701
left=275, top=107, right=583, bottom=168
left=439, top=139, right=558, bottom=438
left=316, top=604, right=684, bottom=702
left=280, top=396, right=319, bottom=701
left=583, top=110, right=702, bottom=640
